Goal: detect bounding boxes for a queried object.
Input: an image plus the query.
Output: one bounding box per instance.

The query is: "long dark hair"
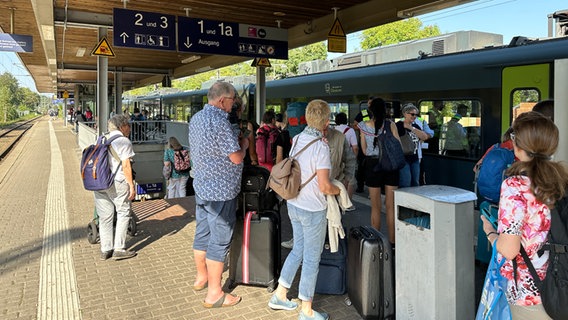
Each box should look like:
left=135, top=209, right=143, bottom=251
left=369, top=97, right=387, bottom=148
left=507, top=111, right=568, bottom=206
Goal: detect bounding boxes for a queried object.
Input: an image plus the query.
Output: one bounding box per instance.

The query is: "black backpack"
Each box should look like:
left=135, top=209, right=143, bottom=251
left=516, top=193, right=568, bottom=319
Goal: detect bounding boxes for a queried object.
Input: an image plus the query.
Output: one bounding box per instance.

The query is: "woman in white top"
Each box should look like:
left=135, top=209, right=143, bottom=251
left=267, top=99, right=340, bottom=320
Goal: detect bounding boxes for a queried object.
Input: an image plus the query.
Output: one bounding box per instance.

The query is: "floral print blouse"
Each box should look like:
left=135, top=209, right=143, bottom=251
left=497, top=175, right=551, bottom=306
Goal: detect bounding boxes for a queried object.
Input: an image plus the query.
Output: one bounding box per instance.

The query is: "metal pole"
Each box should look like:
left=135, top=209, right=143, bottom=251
left=555, top=59, right=568, bottom=163
left=97, top=27, right=109, bottom=135
left=255, top=67, right=266, bottom=125
left=115, top=71, right=123, bottom=116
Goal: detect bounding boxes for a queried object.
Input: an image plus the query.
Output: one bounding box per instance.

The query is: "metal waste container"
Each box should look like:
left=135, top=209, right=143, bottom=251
left=394, top=185, right=477, bottom=320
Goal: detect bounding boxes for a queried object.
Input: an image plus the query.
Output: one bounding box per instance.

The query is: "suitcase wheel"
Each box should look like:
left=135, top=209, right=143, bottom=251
left=344, top=297, right=352, bottom=306
left=266, top=286, right=275, bottom=293
left=87, top=220, right=99, bottom=244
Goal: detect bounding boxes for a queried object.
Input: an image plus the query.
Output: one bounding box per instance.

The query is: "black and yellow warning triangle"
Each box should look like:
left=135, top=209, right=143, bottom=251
left=91, top=37, right=115, bottom=57
left=328, top=18, right=346, bottom=37
left=251, top=57, right=271, bottom=68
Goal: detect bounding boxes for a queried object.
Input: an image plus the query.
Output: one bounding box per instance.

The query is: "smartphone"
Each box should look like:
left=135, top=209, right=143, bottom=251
left=481, top=208, right=498, bottom=229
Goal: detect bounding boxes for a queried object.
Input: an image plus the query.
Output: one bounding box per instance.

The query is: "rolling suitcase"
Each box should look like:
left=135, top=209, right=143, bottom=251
left=227, top=210, right=281, bottom=292
left=315, top=235, right=347, bottom=295
left=241, top=165, right=278, bottom=212
left=347, top=226, right=395, bottom=320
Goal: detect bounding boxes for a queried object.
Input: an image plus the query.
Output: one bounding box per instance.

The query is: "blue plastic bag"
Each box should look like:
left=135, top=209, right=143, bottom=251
left=476, top=239, right=512, bottom=320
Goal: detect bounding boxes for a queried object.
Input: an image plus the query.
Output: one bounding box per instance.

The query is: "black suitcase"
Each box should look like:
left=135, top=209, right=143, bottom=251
left=347, top=226, right=395, bottom=320
left=315, top=235, right=347, bottom=295
left=227, top=210, right=280, bottom=292
left=241, top=165, right=278, bottom=212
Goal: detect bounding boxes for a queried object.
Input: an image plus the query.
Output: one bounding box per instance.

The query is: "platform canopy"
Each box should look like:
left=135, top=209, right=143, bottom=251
left=0, top=0, right=475, bottom=94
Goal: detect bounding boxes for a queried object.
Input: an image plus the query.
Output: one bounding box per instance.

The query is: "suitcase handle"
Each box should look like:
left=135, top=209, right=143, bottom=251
left=354, top=226, right=377, bottom=240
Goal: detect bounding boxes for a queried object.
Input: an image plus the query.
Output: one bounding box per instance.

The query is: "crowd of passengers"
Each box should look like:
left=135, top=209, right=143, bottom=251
left=93, top=80, right=562, bottom=320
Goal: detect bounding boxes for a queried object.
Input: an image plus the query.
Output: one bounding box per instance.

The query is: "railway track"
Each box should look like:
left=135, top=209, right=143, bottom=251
left=0, top=116, right=41, bottom=161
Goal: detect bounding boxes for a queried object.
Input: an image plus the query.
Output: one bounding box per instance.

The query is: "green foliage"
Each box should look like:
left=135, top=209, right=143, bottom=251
left=361, top=18, right=441, bottom=49
left=0, top=72, right=41, bottom=122
left=272, top=42, right=327, bottom=75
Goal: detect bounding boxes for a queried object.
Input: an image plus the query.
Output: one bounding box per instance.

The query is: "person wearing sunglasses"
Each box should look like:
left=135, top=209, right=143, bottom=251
left=396, top=103, right=430, bottom=187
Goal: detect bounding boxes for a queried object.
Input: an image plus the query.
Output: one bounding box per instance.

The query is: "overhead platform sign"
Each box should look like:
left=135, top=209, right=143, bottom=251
left=178, top=17, right=288, bottom=59
left=0, top=34, right=33, bottom=53
left=113, top=8, right=176, bottom=51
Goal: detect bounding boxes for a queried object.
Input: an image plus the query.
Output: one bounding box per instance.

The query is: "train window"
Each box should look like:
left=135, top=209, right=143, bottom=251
left=329, top=103, right=349, bottom=125
left=511, top=89, right=539, bottom=120
left=419, top=100, right=481, bottom=159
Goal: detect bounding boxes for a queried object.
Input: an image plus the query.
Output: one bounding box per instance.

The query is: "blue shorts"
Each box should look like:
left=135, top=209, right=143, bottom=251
left=193, top=195, right=237, bottom=262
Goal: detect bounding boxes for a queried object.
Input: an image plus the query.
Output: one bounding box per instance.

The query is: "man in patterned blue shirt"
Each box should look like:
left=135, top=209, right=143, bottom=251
left=188, top=81, right=249, bottom=308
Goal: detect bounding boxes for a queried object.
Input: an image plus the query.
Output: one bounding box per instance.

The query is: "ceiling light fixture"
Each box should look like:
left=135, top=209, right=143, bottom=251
left=41, top=25, right=54, bottom=41
left=273, top=12, right=286, bottom=17
left=76, top=47, right=86, bottom=57
left=195, top=66, right=212, bottom=73
left=181, top=55, right=201, bottom=63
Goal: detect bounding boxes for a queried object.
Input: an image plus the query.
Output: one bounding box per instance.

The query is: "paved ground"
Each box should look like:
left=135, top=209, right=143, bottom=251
left=0, top=118, right=486, bottom=320
left=0, top=118, right=372, bottom=320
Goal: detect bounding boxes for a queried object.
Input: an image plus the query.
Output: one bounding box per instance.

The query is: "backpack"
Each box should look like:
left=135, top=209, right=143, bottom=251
left=256, top=125, right=279, bottom=164
left=268, top=137, right=321, bottom=200
left=173, top=149, right=191, bottom=172
left=286, top=102, right=308, bottom=138
left=373, top=120, right=406, bottom=172
left=80, top=135, right=121, bottom=191
left=476, top=143, right=515, bottom=203
left=517, top=193, right=568, bottom=320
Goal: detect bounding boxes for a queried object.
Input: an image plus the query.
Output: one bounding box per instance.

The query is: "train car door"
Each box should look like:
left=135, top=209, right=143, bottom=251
left=501, top=63, right=551, bottom=131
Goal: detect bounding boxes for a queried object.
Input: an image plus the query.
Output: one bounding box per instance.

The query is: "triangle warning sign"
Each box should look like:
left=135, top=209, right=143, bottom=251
left=328, top=18, right=345, bottom=37
left=91, top=37, right=115, bottom=57
left=251, top=57, right=271, bottom=68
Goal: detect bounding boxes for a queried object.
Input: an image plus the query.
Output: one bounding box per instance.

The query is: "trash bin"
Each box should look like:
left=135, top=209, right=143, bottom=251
left=395, top=185, right=477, bottom=320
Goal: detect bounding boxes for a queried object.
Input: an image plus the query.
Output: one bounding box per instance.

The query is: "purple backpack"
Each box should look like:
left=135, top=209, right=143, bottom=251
left=80, top=135, right=121, bottom=191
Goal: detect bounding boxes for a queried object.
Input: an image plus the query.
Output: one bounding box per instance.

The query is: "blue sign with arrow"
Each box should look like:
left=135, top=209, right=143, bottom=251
left=178, top=16, right=288, bottom=59
left=113, top=8, right=176, bottom=51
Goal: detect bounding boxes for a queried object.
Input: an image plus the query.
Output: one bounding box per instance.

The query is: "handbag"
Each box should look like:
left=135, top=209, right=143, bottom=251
left=475, top=239, right=512, bottom=320
left=400, top=132, right=415, bottom=155
left=373, top=120, right=406, bottom=172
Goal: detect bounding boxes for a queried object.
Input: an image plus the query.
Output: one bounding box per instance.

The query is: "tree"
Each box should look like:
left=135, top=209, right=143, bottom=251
left=272, top=41, right=327, bottom=75
left=0, top=72, right=20, bottom=122
left=361, top=18, right=441, bottom=50
left=17, top=87, right=40, bottom=111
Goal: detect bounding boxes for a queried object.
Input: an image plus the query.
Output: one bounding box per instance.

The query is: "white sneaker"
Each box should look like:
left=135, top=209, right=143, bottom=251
left=345, top=205, right=356, bottom=212
left=281, top=238, right=294, bottom=249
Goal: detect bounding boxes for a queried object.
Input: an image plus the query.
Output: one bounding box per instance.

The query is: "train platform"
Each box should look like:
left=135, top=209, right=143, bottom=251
left=0, top=118, right=369, bottom=320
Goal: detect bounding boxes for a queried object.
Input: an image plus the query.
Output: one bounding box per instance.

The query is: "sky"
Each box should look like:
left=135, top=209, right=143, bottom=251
left=1, top=0, right=567, bottom=93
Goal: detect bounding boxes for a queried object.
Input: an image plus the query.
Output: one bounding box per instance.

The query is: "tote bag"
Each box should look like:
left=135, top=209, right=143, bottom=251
left=476, top=239, right=512, bottom=320
left=373, top=120, right=406, bottom=172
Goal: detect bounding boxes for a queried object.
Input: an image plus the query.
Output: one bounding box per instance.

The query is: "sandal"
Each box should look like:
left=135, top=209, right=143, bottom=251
left=193, top=282, right=208, bottom=291
left=202, top=293, right=242, bottom=308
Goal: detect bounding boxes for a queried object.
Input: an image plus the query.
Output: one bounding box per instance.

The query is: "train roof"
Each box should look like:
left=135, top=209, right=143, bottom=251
left=265, top=36, right=568, bottom=98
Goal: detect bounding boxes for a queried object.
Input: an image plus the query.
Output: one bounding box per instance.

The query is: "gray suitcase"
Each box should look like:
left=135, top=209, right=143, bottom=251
left=347, top=226, right=395, bottom=319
